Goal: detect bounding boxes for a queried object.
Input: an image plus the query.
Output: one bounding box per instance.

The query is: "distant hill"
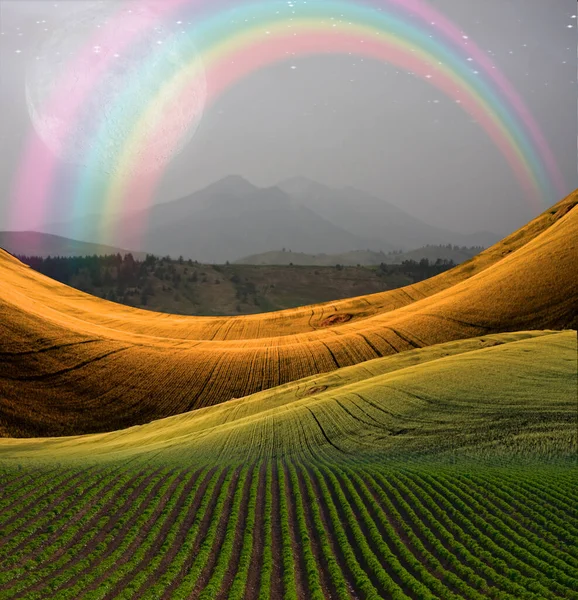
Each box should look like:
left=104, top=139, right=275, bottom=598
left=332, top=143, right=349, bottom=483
left=0, top=231, right=144, bottom=259
left=278, top=176, right=499, bottom=250
left=237, top=245, right=482, bottom=266
left=390, top=244, right=483, bottom=264
left=235, top=249, right=385, bottom=266
left=44, top=175, right=498, bottom=262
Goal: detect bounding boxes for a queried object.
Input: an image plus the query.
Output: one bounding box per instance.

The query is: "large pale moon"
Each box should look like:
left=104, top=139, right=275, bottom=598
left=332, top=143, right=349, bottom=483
left=25, top=3, right=207, bottom=175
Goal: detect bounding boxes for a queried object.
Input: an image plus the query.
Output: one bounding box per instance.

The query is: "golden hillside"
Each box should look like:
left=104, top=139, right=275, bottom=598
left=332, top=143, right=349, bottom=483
left=1, top=190, right=576, bottom=437
left=1, top=331, right=574, bottom=464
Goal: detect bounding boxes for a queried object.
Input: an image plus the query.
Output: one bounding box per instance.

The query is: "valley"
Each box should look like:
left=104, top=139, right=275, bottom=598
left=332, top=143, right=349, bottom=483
left=15, top=254, right=457, bottom=317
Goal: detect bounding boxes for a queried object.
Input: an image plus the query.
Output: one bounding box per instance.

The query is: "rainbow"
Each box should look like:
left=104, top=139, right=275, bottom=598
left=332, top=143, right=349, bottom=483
left=11, top=0, right=567, bottom=245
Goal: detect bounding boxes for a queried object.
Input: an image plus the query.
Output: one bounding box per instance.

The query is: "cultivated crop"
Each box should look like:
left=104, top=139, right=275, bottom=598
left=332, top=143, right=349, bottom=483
left=0, top=460, right=576, bottom=599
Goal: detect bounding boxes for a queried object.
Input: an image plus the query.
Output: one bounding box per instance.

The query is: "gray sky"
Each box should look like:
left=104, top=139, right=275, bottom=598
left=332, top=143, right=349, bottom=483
left=0, top=0, right=576, bottom=236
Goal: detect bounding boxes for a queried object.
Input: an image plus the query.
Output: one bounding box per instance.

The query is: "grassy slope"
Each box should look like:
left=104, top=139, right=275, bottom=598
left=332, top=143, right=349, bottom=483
left=1, top=330, right=574, bottom=465
left=1, top=190, right=576, bottom=436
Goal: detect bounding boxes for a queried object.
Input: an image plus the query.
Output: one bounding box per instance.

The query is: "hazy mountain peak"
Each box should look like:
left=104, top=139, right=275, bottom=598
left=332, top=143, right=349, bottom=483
left=203, top=174, right=257, bottom=196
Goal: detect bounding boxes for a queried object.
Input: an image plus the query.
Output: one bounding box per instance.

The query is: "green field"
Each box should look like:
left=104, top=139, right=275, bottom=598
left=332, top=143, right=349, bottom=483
left=1, top=330, right=576, bottom=599
left=0, top=461, right=576, bottom=600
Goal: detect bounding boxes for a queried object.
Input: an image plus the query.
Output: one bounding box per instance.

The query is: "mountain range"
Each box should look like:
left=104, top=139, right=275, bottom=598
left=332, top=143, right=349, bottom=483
left=42, top=175, right=499, bottom=263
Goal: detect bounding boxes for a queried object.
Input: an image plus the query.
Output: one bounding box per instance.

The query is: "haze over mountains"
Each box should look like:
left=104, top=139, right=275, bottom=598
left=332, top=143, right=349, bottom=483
left=278, top=177, right=498, bottom=250
left=43, top=176, right=499, bottom=263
